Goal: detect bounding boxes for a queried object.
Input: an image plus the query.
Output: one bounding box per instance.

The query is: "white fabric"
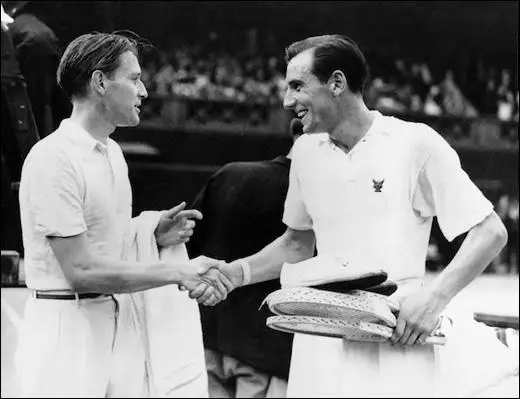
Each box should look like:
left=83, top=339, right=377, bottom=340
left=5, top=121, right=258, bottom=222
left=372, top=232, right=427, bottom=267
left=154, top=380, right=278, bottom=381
left=1, top=4, right=13, bottom=24
left=14, top=295, right=147, bottom=398
left=281, top=254, right=383, bottom=288
left=19, top=119, right=132, bottom=290
left=284, top=112, right=493, bottom=283
left=16, top=118, right=149, bottom=397
left=282, top=111, right=518, bottom=397
left=18, top=118, right=207, bottom=397
left=124, top=211, right=208, bottom=398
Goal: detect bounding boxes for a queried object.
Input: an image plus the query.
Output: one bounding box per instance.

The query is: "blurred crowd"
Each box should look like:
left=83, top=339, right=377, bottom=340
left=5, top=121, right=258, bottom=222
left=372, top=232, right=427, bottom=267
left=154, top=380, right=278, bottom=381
left=365, top=55, right=518, bottom=122
left=139, top=30, right=519, bottom=124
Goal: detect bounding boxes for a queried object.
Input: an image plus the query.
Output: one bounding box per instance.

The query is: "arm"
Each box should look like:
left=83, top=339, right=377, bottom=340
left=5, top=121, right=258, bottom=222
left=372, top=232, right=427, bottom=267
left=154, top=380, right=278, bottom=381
left=392, top=211, right=507, bottom=346
left=48, top=232, right=224, bottom=295
left=210, top=227, right=315, bottom=294
left=393, top=125, right=507, bottom=345
left=428, top=211, right=507, bottom=302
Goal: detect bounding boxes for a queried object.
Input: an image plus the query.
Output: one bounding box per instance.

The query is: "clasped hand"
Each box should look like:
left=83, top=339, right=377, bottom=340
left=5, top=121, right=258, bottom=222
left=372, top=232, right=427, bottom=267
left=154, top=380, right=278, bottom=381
left=390, top=284, right=448, bottom=346
left=178, top=258, right=243, bottom=306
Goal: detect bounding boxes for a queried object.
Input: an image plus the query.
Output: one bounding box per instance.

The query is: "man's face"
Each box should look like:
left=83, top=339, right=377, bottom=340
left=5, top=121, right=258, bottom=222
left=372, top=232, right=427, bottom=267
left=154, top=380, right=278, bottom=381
left=283, top=49, right=336, bottom=134
left=104, top=51, right=148, bottom=127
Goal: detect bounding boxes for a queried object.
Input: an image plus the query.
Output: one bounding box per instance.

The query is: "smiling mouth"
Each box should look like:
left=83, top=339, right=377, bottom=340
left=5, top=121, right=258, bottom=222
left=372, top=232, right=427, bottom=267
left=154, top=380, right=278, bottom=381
left=297, top=110, right=308, bottom=119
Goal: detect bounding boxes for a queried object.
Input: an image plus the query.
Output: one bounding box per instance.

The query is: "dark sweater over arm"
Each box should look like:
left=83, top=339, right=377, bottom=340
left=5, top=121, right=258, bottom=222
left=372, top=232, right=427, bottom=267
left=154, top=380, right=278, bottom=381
left=187, top=156, right=293, bottom=380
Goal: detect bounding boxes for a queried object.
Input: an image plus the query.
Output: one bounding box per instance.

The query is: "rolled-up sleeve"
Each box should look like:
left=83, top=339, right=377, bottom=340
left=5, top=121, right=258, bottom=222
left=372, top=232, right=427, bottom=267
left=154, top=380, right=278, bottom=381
left=412, top=126, right=493, bottom=242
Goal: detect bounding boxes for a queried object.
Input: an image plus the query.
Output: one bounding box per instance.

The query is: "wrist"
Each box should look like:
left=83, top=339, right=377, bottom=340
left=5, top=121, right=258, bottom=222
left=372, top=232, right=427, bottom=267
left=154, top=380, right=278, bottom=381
left=428, top=276, right=453, bottom=309
left=168, top=261, right=189, bottom=286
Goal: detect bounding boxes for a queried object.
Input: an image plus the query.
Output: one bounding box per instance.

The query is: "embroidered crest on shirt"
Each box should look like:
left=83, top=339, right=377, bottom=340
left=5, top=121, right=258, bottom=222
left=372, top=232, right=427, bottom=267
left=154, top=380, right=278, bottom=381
left=372, top=179, right=384, bottom=192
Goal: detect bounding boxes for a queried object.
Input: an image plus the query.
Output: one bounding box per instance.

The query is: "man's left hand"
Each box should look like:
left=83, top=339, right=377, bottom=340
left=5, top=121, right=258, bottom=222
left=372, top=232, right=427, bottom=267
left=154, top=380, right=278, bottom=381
left=155, top=202, right=203, bottom=249
left=391, top=285, right=448, bottom=346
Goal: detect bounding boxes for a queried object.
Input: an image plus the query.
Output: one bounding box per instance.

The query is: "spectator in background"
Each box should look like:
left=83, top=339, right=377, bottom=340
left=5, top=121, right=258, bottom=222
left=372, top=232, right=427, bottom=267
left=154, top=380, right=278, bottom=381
left=440, top=69, right=478, bottom=118
left=482, top=68, right=500, bottom=116
left=136, top=31, right=516, bottom=128
left=3, top=0, right=116, bottom=47
left=497, top=69, right=515, bottom=122
left=7, top=8, right=69, bottom=138
left=154, top=51, right=176, bottom=95
left=187, top=120, right=304, bottom=398
left=424, top=84, right=444, bottom=116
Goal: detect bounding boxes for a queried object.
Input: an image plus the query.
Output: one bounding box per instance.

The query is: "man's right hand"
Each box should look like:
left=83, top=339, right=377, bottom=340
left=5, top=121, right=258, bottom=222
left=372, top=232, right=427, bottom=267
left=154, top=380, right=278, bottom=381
left=180, top=259, right=245, bottom=306
left=178, top=256, right=234, bottom=305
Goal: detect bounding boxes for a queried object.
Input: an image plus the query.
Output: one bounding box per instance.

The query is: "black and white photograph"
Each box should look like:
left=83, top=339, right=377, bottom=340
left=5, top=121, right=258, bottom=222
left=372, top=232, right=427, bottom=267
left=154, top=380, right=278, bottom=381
left=1, top=1, right=518, bottom=397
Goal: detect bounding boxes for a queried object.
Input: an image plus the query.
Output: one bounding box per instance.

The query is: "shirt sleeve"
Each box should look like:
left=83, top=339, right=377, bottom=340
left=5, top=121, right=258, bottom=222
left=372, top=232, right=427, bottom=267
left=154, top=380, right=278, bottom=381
left=282, top=139, right=313, bottom=231
left=23, top=145, right=87, bottom=237
left=412, top=125, right=493, bottom=242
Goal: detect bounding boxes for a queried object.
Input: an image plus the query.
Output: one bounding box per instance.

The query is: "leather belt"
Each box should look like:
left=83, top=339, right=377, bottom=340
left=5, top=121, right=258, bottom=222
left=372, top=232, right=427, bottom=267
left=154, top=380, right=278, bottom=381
left=34, top=291, right=106, bottom=300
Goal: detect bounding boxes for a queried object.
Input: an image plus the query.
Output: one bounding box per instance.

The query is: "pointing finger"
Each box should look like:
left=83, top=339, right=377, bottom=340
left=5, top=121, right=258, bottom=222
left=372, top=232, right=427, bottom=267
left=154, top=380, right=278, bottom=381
left=177, top=209, right=203, bottom=221
left=163, top=202, right=187, bottom=219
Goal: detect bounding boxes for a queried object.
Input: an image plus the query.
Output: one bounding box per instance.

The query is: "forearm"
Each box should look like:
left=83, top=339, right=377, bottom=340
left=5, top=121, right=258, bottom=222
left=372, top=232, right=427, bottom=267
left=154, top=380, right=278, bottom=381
left=242, top=228, right=315, bottom=285
left=65, top=256, right=185, bottom=294
left=428, top=211, right=508, bottom=304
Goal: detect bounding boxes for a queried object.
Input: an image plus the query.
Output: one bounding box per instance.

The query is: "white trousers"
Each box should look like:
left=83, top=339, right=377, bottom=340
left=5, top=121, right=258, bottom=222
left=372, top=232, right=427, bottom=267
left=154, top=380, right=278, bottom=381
left=15, top=294, right=148, bottom=398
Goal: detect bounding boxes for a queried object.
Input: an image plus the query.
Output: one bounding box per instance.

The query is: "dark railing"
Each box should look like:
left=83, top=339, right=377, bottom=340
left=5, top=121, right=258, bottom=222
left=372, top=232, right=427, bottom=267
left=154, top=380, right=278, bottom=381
left=142, top=94, right=519, bottom=148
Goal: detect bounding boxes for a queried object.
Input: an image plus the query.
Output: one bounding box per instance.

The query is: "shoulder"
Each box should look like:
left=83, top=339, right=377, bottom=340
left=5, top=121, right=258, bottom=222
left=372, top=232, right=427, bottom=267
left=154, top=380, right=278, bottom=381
left=378, top=114, right=433, bottom=141
left=24, top=131, right=71, bottom=168
left=384, top=116, right=452, bottom=159
left=216, top=160, right=273, bottom=179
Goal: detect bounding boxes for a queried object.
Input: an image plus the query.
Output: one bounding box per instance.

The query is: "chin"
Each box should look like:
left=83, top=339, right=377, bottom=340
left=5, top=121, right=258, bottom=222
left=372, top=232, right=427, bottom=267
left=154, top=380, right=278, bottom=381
left=117, top=117, right=140, bottom=127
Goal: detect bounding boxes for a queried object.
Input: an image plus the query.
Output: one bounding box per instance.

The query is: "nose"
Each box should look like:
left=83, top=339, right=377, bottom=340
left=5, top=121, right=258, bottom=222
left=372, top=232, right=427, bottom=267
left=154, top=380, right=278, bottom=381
left=283, top=90, right=296, bottom=110
left=138, top=80, right=148, bottom=99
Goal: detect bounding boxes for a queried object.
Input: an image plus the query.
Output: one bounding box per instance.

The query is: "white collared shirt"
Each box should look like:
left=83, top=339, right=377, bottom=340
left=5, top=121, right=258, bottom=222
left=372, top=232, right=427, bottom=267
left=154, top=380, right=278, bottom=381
left=19, top=119, right=132, bottom=289
left=283, top=111, right=493, bottom=285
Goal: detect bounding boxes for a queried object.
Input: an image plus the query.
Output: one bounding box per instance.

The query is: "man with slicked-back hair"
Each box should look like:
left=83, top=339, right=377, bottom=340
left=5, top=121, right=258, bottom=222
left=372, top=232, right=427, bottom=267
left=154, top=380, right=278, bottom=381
left=16, top=32, right=230, bottom=397
left=199, top=34, right=518, bottom=397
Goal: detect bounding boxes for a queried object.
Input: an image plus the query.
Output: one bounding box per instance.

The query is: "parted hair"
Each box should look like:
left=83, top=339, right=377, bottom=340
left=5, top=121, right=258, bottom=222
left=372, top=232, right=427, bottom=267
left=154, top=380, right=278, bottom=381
left=285, top=34, right=369, bottom=94
left=57, top=31, right=141, bottom=99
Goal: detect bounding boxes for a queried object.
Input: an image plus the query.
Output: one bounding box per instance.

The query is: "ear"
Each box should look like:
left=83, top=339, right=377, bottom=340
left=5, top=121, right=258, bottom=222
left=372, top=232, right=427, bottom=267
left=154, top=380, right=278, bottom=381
left=329, top=70, right=347, bottom=96
left=91, top=70, right=106, bottom=95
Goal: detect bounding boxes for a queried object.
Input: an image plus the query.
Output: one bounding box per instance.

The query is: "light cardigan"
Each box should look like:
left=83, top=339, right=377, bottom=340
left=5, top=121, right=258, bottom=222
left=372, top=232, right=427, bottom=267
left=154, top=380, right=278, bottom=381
left=121, top=211, right=208, bottom=398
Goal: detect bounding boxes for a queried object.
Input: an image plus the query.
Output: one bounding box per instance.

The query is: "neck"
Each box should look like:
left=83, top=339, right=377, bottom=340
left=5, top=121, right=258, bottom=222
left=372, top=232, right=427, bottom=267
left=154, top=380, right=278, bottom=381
left=69, top=99, right=115, bottom=144
left=330, top=99, right=375, bottom=150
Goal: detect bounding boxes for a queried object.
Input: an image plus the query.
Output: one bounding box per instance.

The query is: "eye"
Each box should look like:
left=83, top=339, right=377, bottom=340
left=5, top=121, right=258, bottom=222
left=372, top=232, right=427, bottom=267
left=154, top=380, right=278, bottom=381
left=289, top=82, right=302, bottom=92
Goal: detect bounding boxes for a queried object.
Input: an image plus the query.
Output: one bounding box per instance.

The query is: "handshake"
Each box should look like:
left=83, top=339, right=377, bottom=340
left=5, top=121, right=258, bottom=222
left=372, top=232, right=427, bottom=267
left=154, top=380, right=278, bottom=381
left=178, top=256, right=247, bottom=306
